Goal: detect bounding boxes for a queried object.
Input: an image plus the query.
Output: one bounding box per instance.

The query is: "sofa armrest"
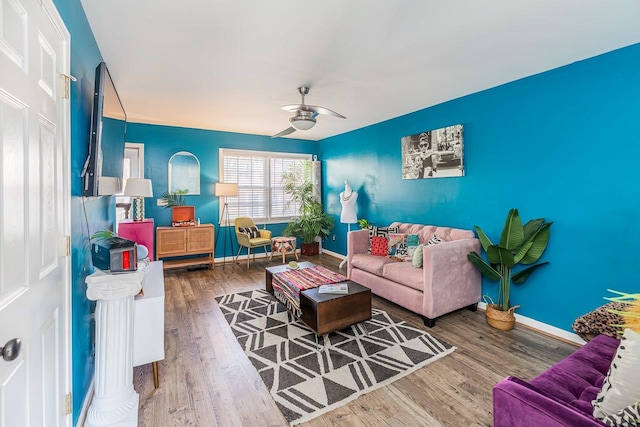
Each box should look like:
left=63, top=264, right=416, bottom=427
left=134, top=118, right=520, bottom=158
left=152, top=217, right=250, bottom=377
left=422, top=238, right=482, bottom=319
left=347, top=229, right=369, bottom=275
left=493, top=376, right=607, bottom=427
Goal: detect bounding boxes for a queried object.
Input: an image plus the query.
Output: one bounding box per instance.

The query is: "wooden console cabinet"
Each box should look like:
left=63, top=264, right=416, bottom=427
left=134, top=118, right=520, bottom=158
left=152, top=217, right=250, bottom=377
left=156, top=224, right=214, bottom=270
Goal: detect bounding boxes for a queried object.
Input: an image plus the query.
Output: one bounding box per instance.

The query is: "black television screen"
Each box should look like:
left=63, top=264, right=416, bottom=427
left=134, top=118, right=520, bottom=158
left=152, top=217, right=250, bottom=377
left=81, top=62, right=127, bottom=197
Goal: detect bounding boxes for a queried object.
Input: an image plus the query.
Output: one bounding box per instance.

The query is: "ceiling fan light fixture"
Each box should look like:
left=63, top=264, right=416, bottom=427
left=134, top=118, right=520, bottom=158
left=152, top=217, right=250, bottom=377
left=289, top=115, right=316, bottom=131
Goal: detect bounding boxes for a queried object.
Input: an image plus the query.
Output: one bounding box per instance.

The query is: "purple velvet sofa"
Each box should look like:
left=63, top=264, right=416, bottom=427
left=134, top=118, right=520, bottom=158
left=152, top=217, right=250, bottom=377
left=346, top=222, right=481, bottom=327
left=493, top=334, right=620, bottom=427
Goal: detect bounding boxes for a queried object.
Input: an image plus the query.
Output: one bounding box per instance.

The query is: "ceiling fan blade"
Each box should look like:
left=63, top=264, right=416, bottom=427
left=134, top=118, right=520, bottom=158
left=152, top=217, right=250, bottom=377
left=271, top=126, right=297, bottom=138
left=281, top=104, right=304, bottom=112
left=305, top=105, right=346, bottom=119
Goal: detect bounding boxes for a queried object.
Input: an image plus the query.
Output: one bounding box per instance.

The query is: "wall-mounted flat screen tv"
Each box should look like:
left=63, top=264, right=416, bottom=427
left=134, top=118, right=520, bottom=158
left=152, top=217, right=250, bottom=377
left=81, top=62, right=127, bottom=197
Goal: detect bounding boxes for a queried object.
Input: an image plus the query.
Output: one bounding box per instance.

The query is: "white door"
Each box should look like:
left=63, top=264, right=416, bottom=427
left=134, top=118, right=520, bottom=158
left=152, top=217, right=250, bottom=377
left=0, top=0, right=71, bottom=425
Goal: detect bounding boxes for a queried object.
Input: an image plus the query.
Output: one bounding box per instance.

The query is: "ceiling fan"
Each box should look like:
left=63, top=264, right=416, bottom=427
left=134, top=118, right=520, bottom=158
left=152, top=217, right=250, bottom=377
left=272, top=86, right=346, bottom=138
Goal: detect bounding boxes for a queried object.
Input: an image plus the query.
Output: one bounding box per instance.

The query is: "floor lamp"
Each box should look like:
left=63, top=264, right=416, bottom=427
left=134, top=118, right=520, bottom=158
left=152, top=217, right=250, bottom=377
left=215, top=182, right=238, bottom=268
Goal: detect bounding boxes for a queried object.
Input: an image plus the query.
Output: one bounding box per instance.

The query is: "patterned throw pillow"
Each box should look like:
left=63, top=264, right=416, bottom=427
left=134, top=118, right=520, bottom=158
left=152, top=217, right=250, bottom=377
left=239, top=226, right=260, bottom=239
left=367, top=225, right=399, bottom=253
left=406, top=233, right=420, bottom=260
left=593, top=328, right=640, bottom=421
left=388, top=233, right=408, bottom=257
left=427, top=234, right=443, bottom=245
left=600, top=400, right=640, bottom=427
left=370, top=236, right=389, bottom=256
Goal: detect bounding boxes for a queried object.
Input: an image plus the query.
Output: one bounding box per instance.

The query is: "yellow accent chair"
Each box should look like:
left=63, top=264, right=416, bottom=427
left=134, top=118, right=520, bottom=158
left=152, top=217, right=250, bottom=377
left=234, top=217, right=272, bottom=268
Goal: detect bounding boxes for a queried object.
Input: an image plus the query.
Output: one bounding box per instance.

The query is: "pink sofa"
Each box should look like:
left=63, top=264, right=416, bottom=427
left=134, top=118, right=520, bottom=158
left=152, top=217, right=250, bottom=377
left=347, top=222, right=482, bottom=327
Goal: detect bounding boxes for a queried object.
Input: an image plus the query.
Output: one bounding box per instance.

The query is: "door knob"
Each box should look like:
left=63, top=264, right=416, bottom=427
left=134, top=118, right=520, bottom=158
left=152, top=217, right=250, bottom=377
left=1, top=338, right=21, bottom=361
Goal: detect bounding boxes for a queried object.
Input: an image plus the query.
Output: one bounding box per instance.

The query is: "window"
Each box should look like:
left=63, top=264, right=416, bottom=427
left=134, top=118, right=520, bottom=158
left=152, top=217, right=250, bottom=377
left=220, top=149, right=312, bottom=223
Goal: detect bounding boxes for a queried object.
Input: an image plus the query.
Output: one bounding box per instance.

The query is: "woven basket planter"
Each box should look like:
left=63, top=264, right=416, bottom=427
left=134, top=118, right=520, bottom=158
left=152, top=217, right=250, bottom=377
left=485, top=304, right=519, bottom=331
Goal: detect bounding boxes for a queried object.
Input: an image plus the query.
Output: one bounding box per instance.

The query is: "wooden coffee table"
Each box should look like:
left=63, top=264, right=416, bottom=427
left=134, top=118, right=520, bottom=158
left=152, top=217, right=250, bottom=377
left=265, top=262, right=372, bottom=336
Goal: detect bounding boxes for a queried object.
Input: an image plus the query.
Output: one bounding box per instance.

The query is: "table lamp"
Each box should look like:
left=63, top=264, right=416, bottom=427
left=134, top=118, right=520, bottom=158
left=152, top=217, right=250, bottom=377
left=123, top=178, right=153, bottom=221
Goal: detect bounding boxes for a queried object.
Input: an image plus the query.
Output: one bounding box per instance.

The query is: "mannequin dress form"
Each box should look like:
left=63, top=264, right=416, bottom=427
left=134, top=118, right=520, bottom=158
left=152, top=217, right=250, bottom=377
left=339, top=181, right=358, bottom=268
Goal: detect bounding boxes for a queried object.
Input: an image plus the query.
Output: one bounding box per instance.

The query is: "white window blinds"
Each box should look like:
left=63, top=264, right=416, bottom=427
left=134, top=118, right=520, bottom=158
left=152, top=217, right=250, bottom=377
left=220, top=149, right=311, bottom=223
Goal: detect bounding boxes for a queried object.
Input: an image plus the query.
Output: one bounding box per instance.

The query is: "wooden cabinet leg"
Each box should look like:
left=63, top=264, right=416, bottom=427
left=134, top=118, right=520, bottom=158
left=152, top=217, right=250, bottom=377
left=152, top=361, right=159, bottom=389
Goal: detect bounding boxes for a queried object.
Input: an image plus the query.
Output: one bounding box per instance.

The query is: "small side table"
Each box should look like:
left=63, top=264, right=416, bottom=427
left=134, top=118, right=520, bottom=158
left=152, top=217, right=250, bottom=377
left=269, top=236, right=299, bottom=264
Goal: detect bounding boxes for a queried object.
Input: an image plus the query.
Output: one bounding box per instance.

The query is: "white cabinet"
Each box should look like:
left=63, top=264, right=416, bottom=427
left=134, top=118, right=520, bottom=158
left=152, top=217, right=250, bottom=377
left=133, top=261, right=165, bottom=388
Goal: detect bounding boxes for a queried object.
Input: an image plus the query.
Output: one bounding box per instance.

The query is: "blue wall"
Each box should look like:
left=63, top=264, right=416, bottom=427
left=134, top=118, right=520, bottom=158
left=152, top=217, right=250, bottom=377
left=125, top=123, right=318, bottom=258
left=319, top=42, right=640, bottom=332
left=52, top=0, right=110, bottom=423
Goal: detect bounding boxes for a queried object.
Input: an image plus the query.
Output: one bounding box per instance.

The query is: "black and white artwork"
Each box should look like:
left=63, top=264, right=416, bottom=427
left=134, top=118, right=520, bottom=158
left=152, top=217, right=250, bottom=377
left=401, top=124, right=464, bottom=179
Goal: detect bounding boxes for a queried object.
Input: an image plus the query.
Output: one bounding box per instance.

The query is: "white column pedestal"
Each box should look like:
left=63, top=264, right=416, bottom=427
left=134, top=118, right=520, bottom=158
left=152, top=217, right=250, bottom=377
left=85, top=267, right=145, bottom=427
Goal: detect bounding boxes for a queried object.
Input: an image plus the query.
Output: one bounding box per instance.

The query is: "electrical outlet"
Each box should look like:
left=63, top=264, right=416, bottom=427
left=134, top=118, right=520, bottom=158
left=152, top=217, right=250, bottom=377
left=332, top=234, right=336, bottom=241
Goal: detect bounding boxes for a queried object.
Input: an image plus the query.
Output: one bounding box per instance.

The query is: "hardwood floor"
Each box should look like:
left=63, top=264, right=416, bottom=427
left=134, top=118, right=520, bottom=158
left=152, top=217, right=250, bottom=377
left=134, top=254, right=578, bottom=426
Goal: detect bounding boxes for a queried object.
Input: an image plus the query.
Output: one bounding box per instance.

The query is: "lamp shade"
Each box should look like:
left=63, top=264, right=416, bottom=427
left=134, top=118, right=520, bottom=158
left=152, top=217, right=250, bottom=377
left=98, top=176, right=121, bottom=195
left=215, top=182, right=238, bottom=197
left=123, top=178, right=153, bottom=197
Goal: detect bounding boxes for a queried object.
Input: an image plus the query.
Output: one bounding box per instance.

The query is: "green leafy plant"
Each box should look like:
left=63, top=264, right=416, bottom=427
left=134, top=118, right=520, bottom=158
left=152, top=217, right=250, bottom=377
left=90, top=229, right=117, bottom=241
left=467, top=208, right=552, bottom=312
left=357, top=218, right=370, bottom=229
left=281, top=160, right=334, bottom=244
left=160, top=189, right=188, bottom=207
left=283, top=201, right=335, bottom=244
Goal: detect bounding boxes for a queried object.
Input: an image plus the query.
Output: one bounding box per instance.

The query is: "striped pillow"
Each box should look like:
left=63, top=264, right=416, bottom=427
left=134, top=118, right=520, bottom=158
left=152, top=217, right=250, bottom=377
left=239, top=226, right=260, bottom=239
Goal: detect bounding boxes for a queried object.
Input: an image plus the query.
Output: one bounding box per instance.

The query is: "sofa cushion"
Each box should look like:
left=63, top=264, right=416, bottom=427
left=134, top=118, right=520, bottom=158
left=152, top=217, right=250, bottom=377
left=382, top=262, right=424, bottom=291
left=350, top=253, right=397, bottom=276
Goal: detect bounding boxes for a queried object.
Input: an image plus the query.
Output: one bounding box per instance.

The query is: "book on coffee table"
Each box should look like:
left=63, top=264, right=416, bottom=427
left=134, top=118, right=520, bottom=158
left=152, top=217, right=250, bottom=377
left=318, top=282, right=349, bottom=294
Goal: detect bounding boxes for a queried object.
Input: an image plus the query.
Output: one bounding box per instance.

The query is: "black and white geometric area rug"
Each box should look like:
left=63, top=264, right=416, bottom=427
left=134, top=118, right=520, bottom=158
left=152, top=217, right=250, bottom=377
left=215, top=289, right=456, bottom=426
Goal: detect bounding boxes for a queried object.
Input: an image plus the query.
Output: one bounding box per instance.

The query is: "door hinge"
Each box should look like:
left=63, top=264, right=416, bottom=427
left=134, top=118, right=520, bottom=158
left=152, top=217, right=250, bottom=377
left=60, top=73, right=76, bottom=99
left=64, top=393, right=72, bottom=415
left=61, top=235, right=70, bottom=257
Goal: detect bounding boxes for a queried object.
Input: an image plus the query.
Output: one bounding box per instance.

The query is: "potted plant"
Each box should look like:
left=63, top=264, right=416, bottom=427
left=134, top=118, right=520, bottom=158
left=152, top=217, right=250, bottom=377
left=281, top=160, right=334, bottom=255
left=357, top=218, right=370, bottom=229
left=467, top=208, right=552, bottom=330
left=160, top=189, right=188, bottom=207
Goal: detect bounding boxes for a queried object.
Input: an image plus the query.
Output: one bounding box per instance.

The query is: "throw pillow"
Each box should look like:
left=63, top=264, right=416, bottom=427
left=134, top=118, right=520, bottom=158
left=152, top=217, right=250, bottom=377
left=406, top=233, right=420, bottom=260
left=593, top=328, right=640, bottom=421
left=370, top=236, right=388, bottom=256
left=427, top=234, right=443, bottom=245
left=367, top=225, right=399, bottom=253
left=239, top=226, right=260, bottom=239
left=599, top=400, right=640, bottom=427
left=412, top=244, right=425, bottom=268
left=388, top=233, right=408, bottom=257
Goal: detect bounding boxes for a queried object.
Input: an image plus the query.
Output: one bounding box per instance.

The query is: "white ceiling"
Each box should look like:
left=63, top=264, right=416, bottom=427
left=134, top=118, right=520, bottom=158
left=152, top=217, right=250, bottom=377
left=80, top=0, right=640, bottom=141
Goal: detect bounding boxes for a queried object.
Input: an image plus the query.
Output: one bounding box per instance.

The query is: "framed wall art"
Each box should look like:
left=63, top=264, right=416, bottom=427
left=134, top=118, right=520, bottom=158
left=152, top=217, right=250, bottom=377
left=401, top=124, right=464, bottom=179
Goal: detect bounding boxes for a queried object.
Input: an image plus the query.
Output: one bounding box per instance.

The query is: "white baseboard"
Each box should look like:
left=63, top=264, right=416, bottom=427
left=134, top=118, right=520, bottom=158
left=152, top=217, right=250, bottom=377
left=75, top=375, right=94, bottom=426
left=317, top=249, right=344, bottom=260
left=477, top=301, right=585, bottom=346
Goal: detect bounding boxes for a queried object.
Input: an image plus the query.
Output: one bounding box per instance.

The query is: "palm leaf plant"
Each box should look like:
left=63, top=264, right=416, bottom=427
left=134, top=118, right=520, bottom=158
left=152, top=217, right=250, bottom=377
left=160, top=189, right=188, bottom=207
left=281, top=160, right=334, bottom=245
left=467, top=208, right=552, bottom=312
